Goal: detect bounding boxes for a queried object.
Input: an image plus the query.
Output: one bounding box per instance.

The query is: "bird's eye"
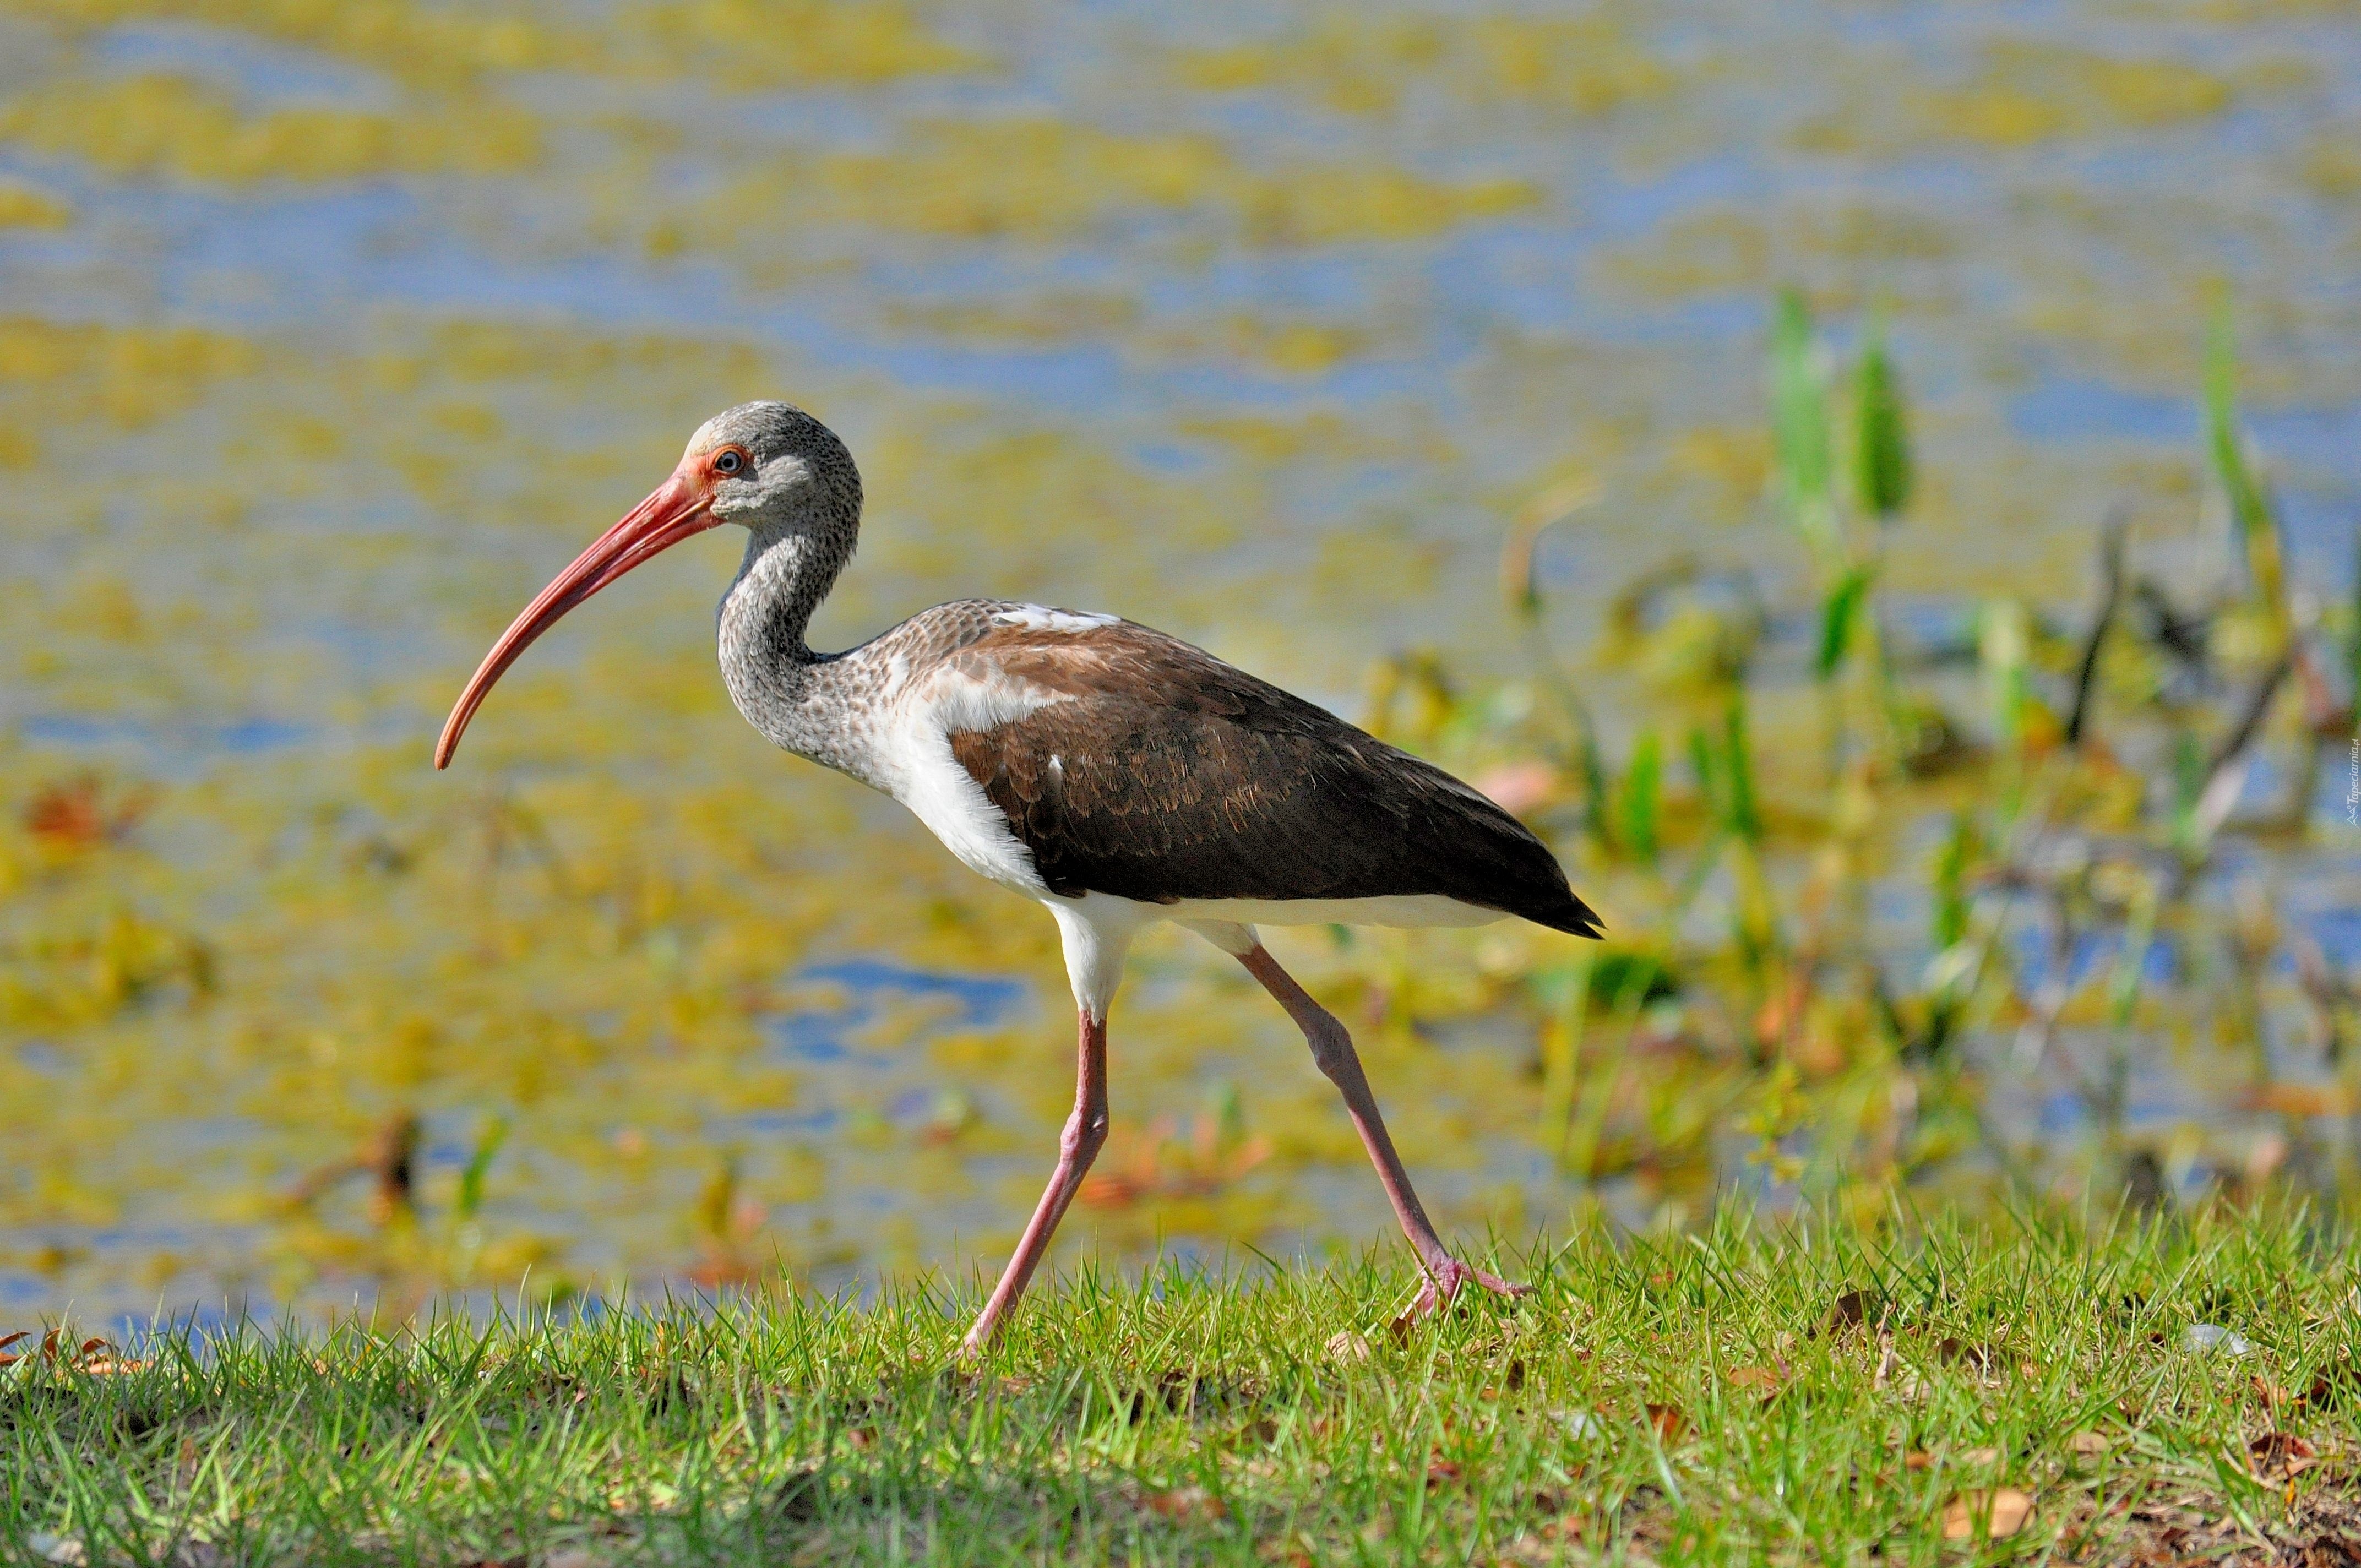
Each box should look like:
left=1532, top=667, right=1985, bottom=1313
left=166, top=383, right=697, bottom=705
left=714, top=448, right=747, bottom=476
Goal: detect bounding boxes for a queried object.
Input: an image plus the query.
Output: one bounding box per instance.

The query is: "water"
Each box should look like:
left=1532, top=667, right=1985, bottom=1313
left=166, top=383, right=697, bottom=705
left=0, top=0, right=2355, bottom=1322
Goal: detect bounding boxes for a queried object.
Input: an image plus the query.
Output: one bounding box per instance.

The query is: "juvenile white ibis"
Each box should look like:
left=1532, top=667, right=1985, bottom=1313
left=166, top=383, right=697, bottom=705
left=437, top=402, right=1602, bottom=1351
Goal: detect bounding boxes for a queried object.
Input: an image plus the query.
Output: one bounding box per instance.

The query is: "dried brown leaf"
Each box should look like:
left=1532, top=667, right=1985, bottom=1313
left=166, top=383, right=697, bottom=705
left=2248, top=1431, right=2319, bottom=1484
left=1943, top=1488, right=2033, bottom=1540
left=1144, top=1485, right=1227, bottom=1523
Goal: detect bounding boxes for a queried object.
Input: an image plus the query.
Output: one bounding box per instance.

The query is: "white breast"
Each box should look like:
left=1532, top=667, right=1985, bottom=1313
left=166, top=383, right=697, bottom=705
left=874, top=657, right=1065, bottom=898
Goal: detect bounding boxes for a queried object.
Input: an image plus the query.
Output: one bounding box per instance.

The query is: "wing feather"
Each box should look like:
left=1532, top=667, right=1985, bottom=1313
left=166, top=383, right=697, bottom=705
left=942, top=620, right=1601, bottom=936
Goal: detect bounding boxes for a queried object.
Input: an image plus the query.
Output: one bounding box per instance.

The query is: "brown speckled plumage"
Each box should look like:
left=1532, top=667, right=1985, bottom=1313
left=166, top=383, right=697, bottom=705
left=942, top=620, right=1602, bottom=934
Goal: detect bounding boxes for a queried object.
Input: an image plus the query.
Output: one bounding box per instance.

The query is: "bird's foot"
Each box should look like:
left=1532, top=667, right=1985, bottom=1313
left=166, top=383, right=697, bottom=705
left=1390, top=1254, right=1530, bottom=1336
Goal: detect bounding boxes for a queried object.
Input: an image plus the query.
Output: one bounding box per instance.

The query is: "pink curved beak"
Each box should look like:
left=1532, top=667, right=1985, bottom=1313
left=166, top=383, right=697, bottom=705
left=435, top=464, right=718, bottom=769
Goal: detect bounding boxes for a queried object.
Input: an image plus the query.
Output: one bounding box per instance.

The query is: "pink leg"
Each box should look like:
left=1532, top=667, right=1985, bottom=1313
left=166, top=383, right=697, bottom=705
left=961, top=1009, right=1109, bottom=1353
left=1238, top=945, right=1527, bottom=1322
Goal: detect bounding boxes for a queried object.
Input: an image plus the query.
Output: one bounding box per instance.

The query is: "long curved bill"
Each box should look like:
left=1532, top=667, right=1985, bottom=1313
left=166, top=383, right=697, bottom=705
left=435, top=466, right=717, bottom=769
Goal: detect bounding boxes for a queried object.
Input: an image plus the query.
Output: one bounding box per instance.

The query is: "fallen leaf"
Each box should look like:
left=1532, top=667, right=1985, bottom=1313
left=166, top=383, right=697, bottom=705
left=81, top=1358, right=148, bottom=1375
left=1943, top=1488, right=2033, bottom=1540
left=1325, top=1330, right=1371, bottom=1364
left=1425, top=1458, right=1464, bottom=1488
left=1144, top=1485, right=1227, bottom=1523
left=1827, top=1289, right=1872, bottom=1333
left=1646, top=1403, right=1687, bottom=1444
left=1728, top=1364, right=1782, bottom=1399
left=0, top=1332, right=27, bottom=1353
left=1905, top=1450, right=1933, bottom=1471
left=1937, top=1337, right=1998, bottom=1374
left=2068, top=1430, right=2112, bottom=1457
left=1957, top=1445, right=2004, bottom=1466
left=2248, top=1431, right=2319, bottom=1484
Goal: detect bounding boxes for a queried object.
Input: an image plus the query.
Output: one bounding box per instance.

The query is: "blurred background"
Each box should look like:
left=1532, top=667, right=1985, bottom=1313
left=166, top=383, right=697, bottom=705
left=0, top=0, right=2355, bottom=1326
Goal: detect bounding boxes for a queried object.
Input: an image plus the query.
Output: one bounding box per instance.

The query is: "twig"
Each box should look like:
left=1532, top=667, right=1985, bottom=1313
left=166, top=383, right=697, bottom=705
left=2193, top=654, right=2293, bottom=841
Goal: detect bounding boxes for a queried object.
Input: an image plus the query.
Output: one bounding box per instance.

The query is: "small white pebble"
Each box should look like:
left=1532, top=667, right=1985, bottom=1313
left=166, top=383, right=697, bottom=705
left=29, top=1536, right=86, bottom=1566
left=1555, top=1409, right=1600, bottom=1438
left=2184, top=1323, right=2252, bottom=1355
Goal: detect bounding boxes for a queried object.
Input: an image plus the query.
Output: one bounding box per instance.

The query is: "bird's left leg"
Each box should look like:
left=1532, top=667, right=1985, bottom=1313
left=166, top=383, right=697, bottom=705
left=961, top=1007, right=1109, bottom=1354
left=1232, top=940, right=1528, bottom=1323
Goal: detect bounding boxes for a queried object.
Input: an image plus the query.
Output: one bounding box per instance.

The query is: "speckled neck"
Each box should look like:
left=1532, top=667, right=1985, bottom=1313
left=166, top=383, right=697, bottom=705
left=717, top=519, right=871, bottom=776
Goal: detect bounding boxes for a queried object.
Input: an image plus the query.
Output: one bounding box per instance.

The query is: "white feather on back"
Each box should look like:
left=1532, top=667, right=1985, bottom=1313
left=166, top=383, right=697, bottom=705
left=992, top=605, right=1119, bottom=634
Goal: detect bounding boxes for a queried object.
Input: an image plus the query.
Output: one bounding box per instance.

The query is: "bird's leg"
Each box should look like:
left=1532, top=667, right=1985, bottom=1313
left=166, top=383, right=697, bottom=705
left=1236, top=945, right=1527, bottom=1322
left=961, top=1008, right=1109, bottom=1355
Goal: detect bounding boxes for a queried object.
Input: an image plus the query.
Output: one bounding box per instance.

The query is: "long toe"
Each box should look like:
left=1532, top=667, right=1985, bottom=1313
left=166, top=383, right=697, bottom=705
left=1390, top=1255, right=1528, bottom=1335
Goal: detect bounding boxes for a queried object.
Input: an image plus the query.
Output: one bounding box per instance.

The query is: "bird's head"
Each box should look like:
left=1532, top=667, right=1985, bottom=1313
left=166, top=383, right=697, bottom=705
left=434, top=400, right=861, bottom=769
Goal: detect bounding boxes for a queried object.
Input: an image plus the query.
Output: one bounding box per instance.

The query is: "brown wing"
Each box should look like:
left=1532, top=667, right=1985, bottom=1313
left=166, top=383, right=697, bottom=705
left=943, top=619, right=1602, bottom=937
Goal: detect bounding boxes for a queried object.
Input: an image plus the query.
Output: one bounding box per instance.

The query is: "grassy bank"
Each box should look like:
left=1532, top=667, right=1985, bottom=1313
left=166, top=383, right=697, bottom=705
left=6, top=1207, right=2360, bottom=1565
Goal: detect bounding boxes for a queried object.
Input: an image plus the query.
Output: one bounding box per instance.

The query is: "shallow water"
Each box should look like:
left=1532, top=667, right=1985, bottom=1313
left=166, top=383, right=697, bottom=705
left=0, top=0, right=2356, bottom=1322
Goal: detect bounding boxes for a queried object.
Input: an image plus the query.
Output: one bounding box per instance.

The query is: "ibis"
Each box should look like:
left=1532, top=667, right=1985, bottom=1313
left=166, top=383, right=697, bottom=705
left=437, top=402, right=1602, bottom=1351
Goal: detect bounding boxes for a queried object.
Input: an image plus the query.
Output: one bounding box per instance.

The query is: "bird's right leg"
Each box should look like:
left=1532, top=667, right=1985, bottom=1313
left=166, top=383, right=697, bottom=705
left=1235, top=944, right=1527, bottom=1322
left=961, top=1007, right=1109, bottom=1355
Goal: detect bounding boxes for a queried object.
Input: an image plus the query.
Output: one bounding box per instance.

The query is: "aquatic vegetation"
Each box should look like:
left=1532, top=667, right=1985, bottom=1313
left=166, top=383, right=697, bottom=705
left=666, top=118, right=1536, bottom=250
left=0, top=181, right=68, bottom=229
left=1354, top=289, right=2357, bottom=1233
left=0, top=0, right=972, bottom=88
left=0, top=72, right=542, bottom=182
left=0, top=0, right=2352, bottom=1328
left=1174, top=10, right=1674, bottom=120
left=1924, top=43, right=2237, bottom=145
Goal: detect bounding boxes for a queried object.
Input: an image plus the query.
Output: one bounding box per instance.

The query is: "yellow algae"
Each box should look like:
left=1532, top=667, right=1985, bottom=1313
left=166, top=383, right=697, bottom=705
left=1239, top=165, right=1534, bottom=247
left=855, top=420, right=1256, bottom=608
left=808, top=120, right=1231, bottom=238
left=1923, top=44, right=2232, bottom=144
left=2307, top=130, right=2361, bottom=200
left=1140, top=314, right=1367, bottom=376
left=0, top=73, right=542, bottom=182
left=680, top=119, right=1534, bottom=247
left=0, top=180, right=70, bottom=227
left=1177, top=10, right=1671, bottom=120
left=0, top=315, right=259, bottom=426
left=1, top=0, right=972, bottom=89
left=621, top=0, right=977, bottom=89
left=1602, top=209, right=1768, bottom=298
left=1466, top=14, right=1675, bottom=115
left=0, top=0, right=556, bottom=85
left=885, top=292, right=1141, bottom=345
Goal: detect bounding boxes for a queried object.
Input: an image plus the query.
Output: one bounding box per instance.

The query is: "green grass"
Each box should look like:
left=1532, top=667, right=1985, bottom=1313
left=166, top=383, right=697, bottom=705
left=7, top=1207, right=2359, bottom=1566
